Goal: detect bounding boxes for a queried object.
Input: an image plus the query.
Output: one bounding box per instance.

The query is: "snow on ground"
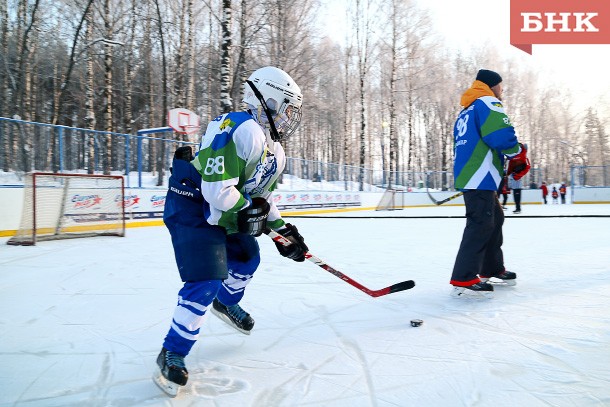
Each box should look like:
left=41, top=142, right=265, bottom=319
left=1, top=204, right=610, bottom=407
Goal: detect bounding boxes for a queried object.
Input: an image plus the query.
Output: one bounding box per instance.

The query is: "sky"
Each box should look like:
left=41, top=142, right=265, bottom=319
left=318, top=0, right=610, bottom=111
left=1, top=203, right=610, bottom=406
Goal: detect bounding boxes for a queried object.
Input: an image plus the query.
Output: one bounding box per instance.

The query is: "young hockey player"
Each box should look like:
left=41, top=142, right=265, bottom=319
left=153, top=66, right=309, bottom=397
left=552, top=186, right=559, bottom=203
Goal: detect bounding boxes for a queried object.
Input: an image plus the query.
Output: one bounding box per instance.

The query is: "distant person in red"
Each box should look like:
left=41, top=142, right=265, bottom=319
left=559, top=183, right=567, bottom=204
left=541, top=181, right=548, bottom=204
left=551, top=186, right=559, bottom=204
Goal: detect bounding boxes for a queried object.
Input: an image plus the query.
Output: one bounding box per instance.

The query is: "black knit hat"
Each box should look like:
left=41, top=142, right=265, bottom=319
left=476, top=69, right=502, bottom=88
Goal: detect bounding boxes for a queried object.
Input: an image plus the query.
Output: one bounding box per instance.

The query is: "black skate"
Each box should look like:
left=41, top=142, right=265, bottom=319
left=211, top=298, right=255, bottom=335
left=480, top=270, right=517, bottom=286
left=451, top=281, right=494, bottom=298
left=153, top=348, right=188, bottom=397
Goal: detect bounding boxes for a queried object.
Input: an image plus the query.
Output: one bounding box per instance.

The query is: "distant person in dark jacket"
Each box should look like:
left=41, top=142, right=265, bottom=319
left=508, top=174, right=523, bottom=213
left=559, top=183, right=567, bottom=204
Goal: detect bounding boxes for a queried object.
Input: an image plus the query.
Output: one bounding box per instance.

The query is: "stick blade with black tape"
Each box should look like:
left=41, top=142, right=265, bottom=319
left=370, top=280, right=416, bottom=297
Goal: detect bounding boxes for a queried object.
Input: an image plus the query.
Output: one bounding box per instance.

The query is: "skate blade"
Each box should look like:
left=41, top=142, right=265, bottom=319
left=153, top=367, right=180, bottom=397
left=211, top=308, right=252, bottom=335
left=451, top=287, right=494, bottom=299
left=482, top=278, right=517, bottom=287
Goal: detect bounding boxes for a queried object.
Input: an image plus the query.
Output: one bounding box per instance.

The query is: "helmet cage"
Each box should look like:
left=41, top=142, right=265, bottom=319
left=272, top=100, right=302, bottom=139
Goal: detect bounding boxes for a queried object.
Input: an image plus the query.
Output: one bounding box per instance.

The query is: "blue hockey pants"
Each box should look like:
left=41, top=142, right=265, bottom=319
left=162, top=234, right=261, bottom=356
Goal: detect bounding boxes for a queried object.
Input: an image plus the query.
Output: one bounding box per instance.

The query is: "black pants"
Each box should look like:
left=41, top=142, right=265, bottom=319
left=502, top=193, right=508, bottom=206
left=451, top=190, right=505, bottom=286
left=513, top=189, right=522, bottom=211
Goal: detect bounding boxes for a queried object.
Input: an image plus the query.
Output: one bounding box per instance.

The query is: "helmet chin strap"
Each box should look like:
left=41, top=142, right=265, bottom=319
left=263, top=128, right=276, bottom=154
left=246, top=80, right=282, bottom=142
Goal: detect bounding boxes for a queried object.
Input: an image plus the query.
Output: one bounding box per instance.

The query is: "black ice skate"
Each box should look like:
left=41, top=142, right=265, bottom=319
left=480, top=270, right=517, bottom=286
left=451, top=281, right=494, bottom=298
left=211, top=298, right=255, bottom=335
left=153, top=348, right=188, bottom=397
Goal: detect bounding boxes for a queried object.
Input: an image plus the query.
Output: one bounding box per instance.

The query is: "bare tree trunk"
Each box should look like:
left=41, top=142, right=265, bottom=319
left=143, top=9, right=156, bottom=173
left=51, top=0, right=94, bottom=127
left=124, top=0, right=137, bottom=136
left=219, top=0, right=232, bottom=114
left=22, top=34, right=34, bottom=121
left=271, top=0, right=287, bottom=67
left=174, top=0, right=187, bottom=111
left=0, top=0, right=7, bottom=120
left=154, top=0, right=168, bottom=186
left=406, top=82, right=415, bottom=175
left=103, top=0, right=114, bottom=175
left=85, top=11, right=96, bottom=175
left=387, top=2, right=398, bottom=188
left=207, top=5, right=213, bottom=122
left=231, top=0, right=248, bottom=111
left=14, top=0, right=40, bottom=172
left=342, top=41, right=352, bottom=190
left=24, top=32, right=37, bottom=166
left=354, top=0, right=372, bottom=191
left=13, top=0, right=26, bottom=114
left=0, top=0, right=9, bottom=170
left=186, top=0, right=195, bottom=111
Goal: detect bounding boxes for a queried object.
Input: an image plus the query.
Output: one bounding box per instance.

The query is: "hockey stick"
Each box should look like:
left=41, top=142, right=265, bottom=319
left=426, top=188, right=463, bottom=206
left=265, top=229, right=415, bottom=298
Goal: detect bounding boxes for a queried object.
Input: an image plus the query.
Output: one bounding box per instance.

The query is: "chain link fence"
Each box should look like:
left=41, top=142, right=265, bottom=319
left=571, top=165, right=610, bottom=188
left=1, top=117, right=607, bottom=191
left=0, top=117, right=193, bottom=187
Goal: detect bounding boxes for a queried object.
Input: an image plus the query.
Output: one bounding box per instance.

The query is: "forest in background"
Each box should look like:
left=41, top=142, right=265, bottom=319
left=1, top=0, right=608, bottom=185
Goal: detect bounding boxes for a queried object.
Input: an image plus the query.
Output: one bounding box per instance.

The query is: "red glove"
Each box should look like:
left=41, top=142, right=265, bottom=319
left=508, top=143, right=530, bottom=180
left=511, top=158, right=530, bottom=180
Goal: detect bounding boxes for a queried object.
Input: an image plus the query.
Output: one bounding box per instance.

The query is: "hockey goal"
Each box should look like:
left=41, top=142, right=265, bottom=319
left=7, top=173, right=126, bottom=246
left=375, top=189, right=404, bottom=211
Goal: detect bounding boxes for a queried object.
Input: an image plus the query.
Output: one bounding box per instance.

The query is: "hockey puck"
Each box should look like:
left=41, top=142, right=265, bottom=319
left=410, top=319, right=423, bottom=327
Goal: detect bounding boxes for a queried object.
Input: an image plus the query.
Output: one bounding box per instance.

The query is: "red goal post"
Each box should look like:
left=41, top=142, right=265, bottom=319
left=7, top=173, right=126, bottom=246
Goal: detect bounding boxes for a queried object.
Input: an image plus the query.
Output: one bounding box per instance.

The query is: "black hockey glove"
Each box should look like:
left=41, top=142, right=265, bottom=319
left=237, top=197, right=270, bottom=237
left=274, top=223, right=308, bottom=262
left=170, top=146, right=194, bottom=175
left=174, top=146, right=193, bottom=161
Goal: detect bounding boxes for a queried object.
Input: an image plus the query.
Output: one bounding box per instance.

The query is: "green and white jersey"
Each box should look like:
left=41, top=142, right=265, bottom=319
left=192, top=111, right=286, bottom=234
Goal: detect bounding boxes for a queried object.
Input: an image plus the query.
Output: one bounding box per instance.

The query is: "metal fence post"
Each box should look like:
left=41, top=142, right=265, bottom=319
left=570, top=165, right=575, bottom=203
left=125, top=133, right=130, bottom=188
left=58, top=127, right=64, bottom=173
left=137, top=135, right=142, bottom=188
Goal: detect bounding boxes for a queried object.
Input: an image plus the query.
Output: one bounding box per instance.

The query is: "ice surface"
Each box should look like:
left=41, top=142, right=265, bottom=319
left=1, top=204, right=609, bottom=406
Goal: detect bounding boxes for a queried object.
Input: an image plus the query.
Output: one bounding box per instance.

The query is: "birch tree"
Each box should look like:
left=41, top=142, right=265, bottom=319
left=0, top=0, right=8, bottom=120
left=219, top=0, right=232, bottom=113
left=102, top=0, right=114, bottom=175
left=352, top=0, right=374, bottom=191
left=154, top=0, right=169, bottom=185
left=85, top=8, right=96, bottom=174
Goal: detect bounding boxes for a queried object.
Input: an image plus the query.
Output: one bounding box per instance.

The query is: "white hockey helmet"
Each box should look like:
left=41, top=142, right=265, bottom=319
left=243, top=66, right=303, bottom=141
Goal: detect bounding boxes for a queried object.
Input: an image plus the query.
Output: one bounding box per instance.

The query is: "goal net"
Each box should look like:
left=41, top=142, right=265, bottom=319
left=375, top=189, right=404, bottom=211
left=8, top=173, right=125, bottom=246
